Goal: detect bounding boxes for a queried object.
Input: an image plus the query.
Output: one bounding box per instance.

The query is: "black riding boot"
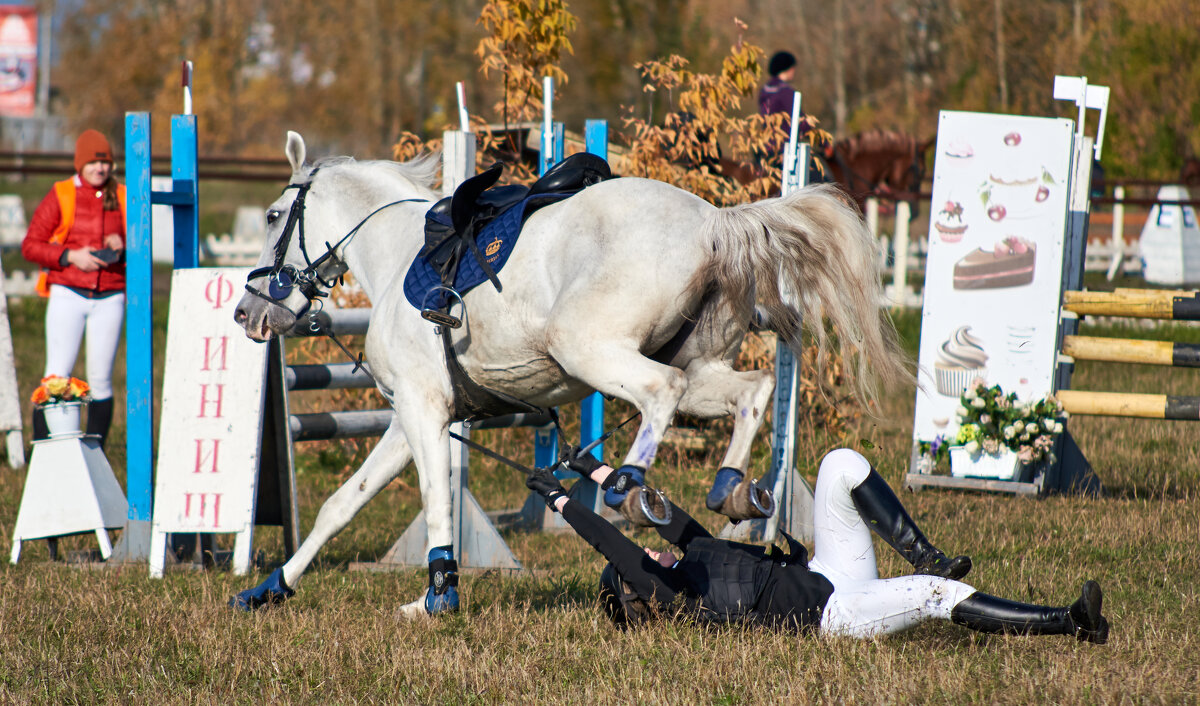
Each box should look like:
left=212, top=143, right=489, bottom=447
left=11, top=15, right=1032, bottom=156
left=31, top=405, right=48, bottom=442
left=850, top=467, right=972, bottom=580
left=86, top=398, right=114, bottom=451
left=951, top=580, right=1109, bottom=644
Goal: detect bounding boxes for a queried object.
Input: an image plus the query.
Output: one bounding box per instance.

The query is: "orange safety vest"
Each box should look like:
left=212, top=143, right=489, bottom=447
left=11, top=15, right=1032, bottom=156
left=36, top=178, right=127, bottom=297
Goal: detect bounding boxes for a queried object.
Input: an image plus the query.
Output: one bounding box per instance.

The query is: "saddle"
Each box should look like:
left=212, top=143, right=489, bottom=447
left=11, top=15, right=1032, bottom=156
left=401, top=152, right=613, bottom=421
left=412, top=152, right=612, bottom=318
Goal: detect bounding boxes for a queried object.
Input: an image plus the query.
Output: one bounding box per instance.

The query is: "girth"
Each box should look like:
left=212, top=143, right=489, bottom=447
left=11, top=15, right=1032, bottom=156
left=439, top=326, right=545, bottom=422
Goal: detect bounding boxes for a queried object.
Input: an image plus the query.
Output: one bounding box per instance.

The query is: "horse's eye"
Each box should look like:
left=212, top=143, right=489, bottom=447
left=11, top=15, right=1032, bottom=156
left=266, top=210, right=282, bottom=225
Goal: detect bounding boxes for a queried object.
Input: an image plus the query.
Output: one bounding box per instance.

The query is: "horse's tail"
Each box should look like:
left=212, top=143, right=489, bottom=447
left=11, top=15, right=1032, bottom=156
left=695, top=182, right=912, bottom=409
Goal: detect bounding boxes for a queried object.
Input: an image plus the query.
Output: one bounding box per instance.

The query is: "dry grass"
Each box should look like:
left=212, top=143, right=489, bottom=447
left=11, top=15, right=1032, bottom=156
left=1, top=293, right=1199, bottom=703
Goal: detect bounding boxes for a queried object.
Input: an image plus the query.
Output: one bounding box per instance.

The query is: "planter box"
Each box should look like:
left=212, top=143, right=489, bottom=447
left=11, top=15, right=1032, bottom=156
left=949, top=446, right=1022, bottom=480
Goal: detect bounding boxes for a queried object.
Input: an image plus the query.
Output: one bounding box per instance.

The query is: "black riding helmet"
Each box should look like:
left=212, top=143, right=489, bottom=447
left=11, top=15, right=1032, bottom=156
left=599, top=563, right=651, bottom=628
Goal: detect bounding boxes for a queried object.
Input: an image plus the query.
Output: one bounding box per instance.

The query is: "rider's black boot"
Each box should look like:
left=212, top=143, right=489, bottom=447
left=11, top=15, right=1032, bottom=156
left=86, top=397, right=114, bottom=451
left=31, top=405, right=47, bottom=442
left=850, top=467, right=972, bottom=580
left=950, top=580, right=1109, bottom=644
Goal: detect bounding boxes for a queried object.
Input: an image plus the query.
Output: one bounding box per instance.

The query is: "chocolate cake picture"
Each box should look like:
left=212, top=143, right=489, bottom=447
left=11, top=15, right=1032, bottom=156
left=953, top=237, right=1037, bottom=289
left=933, top=199, right=968, bottom=243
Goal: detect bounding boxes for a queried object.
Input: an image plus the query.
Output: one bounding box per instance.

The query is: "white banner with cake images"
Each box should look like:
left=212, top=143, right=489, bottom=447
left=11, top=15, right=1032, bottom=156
left=911, top=111, right=1076, bottom=480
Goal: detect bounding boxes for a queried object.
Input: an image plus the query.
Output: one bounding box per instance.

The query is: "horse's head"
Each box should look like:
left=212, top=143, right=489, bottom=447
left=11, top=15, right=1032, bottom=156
left=234, top=132, right=348, bottom=341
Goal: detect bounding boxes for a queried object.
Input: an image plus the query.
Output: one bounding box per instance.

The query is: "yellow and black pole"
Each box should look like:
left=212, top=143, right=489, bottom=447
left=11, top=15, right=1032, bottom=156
left=1062, top=288, right=1200, bottom=320
left=1062, top=335, right=1200, bottom=367
left=1058, top=390, right=1200, bottom=420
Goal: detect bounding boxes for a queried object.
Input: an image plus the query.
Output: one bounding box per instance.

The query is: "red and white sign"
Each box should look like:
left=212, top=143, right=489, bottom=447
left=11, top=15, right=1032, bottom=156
left=0, top=7, right=37, bottom=117
left=150, top=268, right=269, bottom=577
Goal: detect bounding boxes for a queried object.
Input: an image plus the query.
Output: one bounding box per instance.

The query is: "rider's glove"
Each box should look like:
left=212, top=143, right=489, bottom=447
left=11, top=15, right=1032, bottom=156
left=526, top=467, right=568, bottom=511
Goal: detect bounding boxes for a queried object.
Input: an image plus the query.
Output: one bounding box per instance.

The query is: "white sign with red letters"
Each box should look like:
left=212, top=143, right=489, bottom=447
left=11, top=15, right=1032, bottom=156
left=150, top=268, right=268, bottom=577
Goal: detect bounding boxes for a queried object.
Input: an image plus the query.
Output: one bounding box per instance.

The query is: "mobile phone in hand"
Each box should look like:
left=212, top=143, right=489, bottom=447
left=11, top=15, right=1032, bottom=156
left=93, top=248, right=120, bottom=265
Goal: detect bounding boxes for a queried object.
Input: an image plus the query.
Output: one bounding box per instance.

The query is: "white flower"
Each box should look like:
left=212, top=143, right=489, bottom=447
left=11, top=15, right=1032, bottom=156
left=964, top=387, right=978, bottom=400
left=1027, top=423, right=1039, bottom=434
left=965, top=440, right=980, bottom=454
left=956, top=406, right=970, bottom=418
left=980, top=413, right=992, bottom=424
left=972, top=398, right=986, bottom=409
left=1014, top=420, right=1025, bottom=432
left=1053, top=422, right=1063, bottom=433
left=1004, top=425, right=1016, bottom=439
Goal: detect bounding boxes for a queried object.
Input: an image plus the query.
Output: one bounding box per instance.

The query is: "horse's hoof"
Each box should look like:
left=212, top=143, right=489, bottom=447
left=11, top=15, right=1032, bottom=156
left=706, top=467, right=775, bottom=521
left=424, top=584, right=460, bottom=615
left=618, top=486, right=673, bottom=527
left=229, top=567, right=294, bottom=611
left=395, top=597, right=429, bottom=621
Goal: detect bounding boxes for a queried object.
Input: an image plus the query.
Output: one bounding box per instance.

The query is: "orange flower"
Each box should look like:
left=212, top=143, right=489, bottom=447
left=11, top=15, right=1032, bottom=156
left=67, top=377, right=90, bottom=398
left=30, top=375, right=91, bottom=405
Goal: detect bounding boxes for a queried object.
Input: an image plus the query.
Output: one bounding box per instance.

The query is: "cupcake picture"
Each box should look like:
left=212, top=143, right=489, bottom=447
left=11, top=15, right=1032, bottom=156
left=934, top=326, right=988, bottom=397
left=933, top=199, right=968, bottom=243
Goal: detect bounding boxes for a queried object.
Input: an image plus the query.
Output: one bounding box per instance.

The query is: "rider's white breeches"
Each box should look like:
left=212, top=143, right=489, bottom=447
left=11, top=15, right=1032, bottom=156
left=808, top=449, right=976, bottom=638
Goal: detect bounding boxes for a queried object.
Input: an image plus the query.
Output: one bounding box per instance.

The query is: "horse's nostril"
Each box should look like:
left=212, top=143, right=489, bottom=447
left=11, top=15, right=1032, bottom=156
left=234, top=308, right=247, bottom=324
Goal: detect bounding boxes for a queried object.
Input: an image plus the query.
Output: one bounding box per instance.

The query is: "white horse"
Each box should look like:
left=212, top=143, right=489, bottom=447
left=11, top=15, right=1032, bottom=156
left=230, top=132, right=908, bottom=616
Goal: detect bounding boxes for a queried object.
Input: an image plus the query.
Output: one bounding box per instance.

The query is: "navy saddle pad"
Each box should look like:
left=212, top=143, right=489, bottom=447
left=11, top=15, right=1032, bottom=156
left=402, top=193, right=565, bottom=310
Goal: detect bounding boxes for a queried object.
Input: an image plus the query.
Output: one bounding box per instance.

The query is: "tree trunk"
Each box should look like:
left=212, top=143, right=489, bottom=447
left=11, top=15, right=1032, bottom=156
left=834, top=0, right=847, bottom=134
left=994, top=0, right=1008, bottom=110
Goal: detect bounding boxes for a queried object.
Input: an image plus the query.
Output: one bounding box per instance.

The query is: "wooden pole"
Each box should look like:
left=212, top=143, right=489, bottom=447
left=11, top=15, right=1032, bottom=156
left=1062, top=288, right=1200, bottom=320
left=1062, top=335, right=1200, bottom=367
left=1058, top=390, right=1200, bottom=420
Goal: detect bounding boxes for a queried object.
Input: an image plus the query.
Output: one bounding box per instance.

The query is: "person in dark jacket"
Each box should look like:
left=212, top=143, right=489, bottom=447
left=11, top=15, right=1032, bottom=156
left=527, top=448, right=1108, bottom=643
left=758, top=50, right=821, bottom=183
left=21, top=129, right=126, bottom=448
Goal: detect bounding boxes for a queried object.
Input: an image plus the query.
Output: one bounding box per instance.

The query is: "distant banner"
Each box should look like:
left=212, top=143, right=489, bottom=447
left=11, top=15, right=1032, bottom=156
left=0, top=6, right=37, bottom=117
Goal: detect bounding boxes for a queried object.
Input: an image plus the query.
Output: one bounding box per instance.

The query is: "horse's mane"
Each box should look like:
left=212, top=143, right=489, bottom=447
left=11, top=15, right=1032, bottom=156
left=304, top=152, right=442, bottom=193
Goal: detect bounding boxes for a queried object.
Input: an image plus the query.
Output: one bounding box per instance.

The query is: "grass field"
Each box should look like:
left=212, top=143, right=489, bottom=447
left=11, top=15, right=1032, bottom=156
left=0, top=274, right=1198, bottom=703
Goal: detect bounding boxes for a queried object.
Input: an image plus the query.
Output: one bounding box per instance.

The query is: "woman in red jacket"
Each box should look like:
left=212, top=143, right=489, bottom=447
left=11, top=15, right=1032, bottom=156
left=21, top=129, right=126, bottom=449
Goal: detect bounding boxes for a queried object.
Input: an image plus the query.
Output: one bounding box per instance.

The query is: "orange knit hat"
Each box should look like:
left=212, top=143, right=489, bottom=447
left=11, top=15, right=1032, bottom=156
left=74, top=129, right=114, bottom=173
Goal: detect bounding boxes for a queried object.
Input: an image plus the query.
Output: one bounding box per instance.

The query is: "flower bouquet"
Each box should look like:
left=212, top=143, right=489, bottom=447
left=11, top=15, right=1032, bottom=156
left=31, top=375, right=91, bottom=437
left=919, top=378, right=1065, bottom=479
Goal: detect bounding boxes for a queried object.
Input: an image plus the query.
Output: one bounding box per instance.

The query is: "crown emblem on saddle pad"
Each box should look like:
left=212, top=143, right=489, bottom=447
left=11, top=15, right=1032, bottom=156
left=484, top=237, right=502, bottom=258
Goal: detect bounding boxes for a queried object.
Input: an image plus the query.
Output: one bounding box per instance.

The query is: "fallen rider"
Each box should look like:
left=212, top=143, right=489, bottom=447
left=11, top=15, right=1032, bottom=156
left=528, top=447, right=1109, bottom=642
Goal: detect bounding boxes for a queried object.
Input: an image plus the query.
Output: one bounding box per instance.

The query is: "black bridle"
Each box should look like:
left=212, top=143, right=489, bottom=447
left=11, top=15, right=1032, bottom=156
left=244, top=166, right=432, bottom=314
left=244, top=167, right=428, bottom=318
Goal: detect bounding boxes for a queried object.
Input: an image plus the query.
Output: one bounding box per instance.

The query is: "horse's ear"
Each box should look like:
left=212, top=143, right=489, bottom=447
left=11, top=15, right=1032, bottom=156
left=285, top=131, right=306, bottom=176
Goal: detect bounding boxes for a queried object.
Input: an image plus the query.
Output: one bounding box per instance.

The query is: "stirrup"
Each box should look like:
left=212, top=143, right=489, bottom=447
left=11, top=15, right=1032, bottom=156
left=420, top=286, right=465, bottom=329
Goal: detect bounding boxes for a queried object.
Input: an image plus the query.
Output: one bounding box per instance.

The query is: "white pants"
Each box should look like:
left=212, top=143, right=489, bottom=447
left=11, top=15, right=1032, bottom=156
left=808, top=449, right=977, bottom=638
left=43, top=284, right=125, bottom=400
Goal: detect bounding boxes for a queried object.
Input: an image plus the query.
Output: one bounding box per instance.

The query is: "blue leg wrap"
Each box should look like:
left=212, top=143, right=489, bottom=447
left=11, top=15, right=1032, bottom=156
left=229, top=567, right=295, bottom=611
left=423, top=546, right=460, bottom=615
left=706, top=467, right=745, bottom=512
left=604, top=465, right=646, bottom=510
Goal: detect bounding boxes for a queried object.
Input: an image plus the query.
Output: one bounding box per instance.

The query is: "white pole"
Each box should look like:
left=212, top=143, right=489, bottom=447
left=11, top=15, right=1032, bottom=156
left=866, top=196, right=880, bottom=239
left=781, top=92, right=802, bottom=194
left=542, top=77, right=553, bottom=172
left=1107, top=184, right=1126, bottom=281
left=894, top=201, right=912, bottom=304
left=182, top=60, right=193, bottom=116
left=455, top=82, right=469, bottom=133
